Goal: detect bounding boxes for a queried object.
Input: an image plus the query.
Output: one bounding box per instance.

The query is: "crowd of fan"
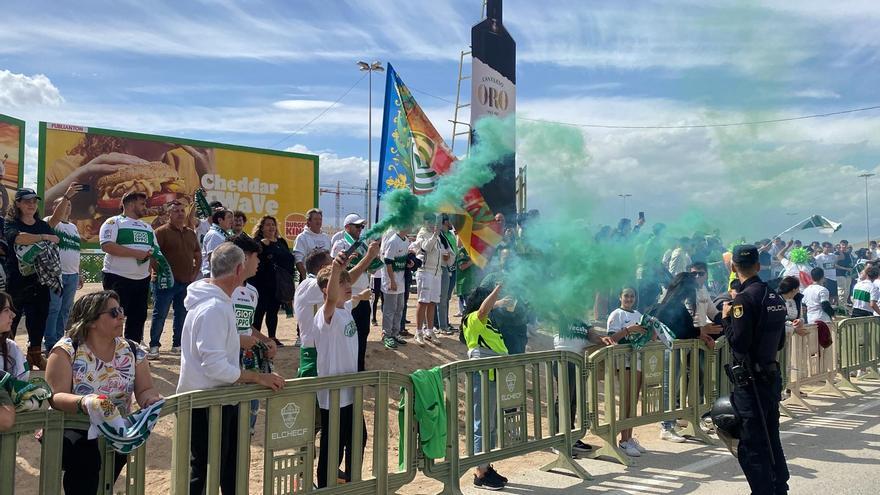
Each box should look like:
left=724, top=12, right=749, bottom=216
left=4, top=184, right=880, bottom=492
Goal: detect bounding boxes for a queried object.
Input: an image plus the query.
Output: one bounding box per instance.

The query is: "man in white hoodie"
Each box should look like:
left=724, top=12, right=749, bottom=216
left=413, top=214, right=448, bottom=344
left=177, top=243, right=285, bottom=494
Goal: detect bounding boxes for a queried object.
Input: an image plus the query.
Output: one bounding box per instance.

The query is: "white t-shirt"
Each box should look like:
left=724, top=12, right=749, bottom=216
left=293, top=229, right=332, bottom=264
left=380, top=232, right=409, bottom=295
left=813, top=254, right=838, bottom=281
left=874, top=279, right=880, bottom=316
left=196, top=218, right=210, bottom=245
left=294, top=275, right=324, bottom=348
left=607, top=308, right=643, bottom=336
left=852, top=279, right=879, bottom=314
left=44, top=218, right=81, bottom=275
left=100, top=215, right=157, bottom=280
left=200, top=226, right=228, bottom=276
left=232, top=283, right=259, bottom=336
left=330, top=230, right=344, bottom=246
left=802, top=284, right=831, bottom=324
left=314, top=300, right=357, bottom=409
left=2, top=339, right=28, bottom=380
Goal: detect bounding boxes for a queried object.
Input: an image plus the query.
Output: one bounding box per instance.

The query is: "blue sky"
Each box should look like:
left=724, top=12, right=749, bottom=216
left=3, top=0, right=880, bottom=241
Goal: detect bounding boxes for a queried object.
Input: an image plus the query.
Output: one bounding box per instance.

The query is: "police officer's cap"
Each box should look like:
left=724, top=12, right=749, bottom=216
left=732, top=245, right=759, bottom=265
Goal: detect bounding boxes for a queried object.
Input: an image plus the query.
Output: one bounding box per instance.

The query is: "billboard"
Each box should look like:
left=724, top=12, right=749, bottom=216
left=471, top=0, right=516, bottom=219
left=38, top=122, right=318, bottom=246
left=0, top=114, right=25, bottom=214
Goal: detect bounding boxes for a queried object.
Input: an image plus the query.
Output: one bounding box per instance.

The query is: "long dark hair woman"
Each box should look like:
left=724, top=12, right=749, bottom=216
left=250, top=215, right=296, bottom=346
left=4, top=188, right=67, bottom=370
left=0, top=292, right=26, bottom=380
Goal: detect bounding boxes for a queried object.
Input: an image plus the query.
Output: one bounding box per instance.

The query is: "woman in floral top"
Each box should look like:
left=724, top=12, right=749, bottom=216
left=46, top=290, right=162, bottom=495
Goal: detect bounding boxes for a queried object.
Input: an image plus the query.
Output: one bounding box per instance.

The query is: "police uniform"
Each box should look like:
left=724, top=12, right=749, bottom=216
left=726, top=245, right=790, bottom=494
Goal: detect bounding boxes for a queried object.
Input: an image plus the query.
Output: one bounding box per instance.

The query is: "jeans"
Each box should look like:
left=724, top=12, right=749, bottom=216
left=149, top=280, right=189, bottom=348
left=45, top=273, right=78, bottom=352
left=661, top=349, right=682, bottom=431
left=473, top=372, right=498, bottom=462
left=435, top=267, right=452, bottom=330
left=10, top=282, right=49, bottom=348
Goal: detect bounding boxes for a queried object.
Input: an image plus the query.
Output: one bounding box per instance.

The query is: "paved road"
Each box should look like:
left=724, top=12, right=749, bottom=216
left=459, top=381, right=880, bottom=494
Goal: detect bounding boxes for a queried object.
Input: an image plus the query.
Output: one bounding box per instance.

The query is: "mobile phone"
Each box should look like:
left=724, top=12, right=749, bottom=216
left=638, top=211, right=645, bottom=221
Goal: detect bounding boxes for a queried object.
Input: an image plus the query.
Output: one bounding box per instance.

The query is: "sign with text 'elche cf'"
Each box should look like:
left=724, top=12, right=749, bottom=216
left=38, top=122, right=317, bottom=246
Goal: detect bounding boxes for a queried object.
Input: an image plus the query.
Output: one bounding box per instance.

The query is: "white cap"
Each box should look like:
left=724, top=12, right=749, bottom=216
left=344, top=213, right=367, bottom=226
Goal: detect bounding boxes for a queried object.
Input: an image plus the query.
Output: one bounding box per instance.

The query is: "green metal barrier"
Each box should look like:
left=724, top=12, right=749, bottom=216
left=835, top=316, right=880, bottom=394
left=584, top=340, right=716, bottom=466
left=421, top=350, right=590, bottom=495
left=1, top=372, right=416, bottom=494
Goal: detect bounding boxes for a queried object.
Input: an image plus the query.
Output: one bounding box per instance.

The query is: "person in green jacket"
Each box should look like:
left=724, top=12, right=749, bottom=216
left=462, top=283, right=508, bottom=490
left=454, top=245, right=477, bottom=318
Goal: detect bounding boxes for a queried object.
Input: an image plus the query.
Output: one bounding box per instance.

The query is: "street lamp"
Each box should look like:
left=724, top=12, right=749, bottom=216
left=859, top=173, right=875, bottom=243
left=618, top=193, right=632, bottom=218
left=358, top=60, right=384, bottom=225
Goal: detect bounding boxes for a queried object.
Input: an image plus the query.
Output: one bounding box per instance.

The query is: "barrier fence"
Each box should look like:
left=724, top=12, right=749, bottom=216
left=3, top=319, right=880, bottom=494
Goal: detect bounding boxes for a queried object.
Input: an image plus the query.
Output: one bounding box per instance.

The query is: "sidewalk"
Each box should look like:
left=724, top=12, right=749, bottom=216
left=449, top=382, right=880, bottom=494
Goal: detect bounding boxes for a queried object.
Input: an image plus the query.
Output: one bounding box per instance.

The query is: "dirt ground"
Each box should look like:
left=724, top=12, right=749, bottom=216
left=10, top=283, right=666, bottom=494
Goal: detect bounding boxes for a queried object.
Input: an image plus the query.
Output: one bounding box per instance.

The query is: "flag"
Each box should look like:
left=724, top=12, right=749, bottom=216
left=377, top=64, right=502, bottom=267
left=786, top=215, right=843, bottom=235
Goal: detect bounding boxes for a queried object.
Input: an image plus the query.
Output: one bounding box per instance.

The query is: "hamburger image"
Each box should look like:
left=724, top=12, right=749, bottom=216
left=95, top=162, right=185, bottom=215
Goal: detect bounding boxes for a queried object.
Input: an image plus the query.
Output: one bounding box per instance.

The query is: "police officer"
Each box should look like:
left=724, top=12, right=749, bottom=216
left=723, top=245, right=790, bottom=494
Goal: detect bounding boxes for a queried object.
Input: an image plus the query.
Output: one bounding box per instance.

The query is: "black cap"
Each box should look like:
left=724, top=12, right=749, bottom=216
left=14, top=188, right=40, bottom=201
left=732, top=244, right=758, bottom=265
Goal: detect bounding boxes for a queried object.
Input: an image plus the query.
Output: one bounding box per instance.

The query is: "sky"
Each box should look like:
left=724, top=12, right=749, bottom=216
left=2, top=0, right=880, bottom=242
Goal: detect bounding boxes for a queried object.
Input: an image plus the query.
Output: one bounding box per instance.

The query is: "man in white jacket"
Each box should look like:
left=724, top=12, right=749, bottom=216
left=413, top=215, right=448, bottom=344
left=177, top=243, right=285, bottom=494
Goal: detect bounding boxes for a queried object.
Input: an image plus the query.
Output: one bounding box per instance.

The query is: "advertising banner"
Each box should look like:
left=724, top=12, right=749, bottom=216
left=38, top=122, right=318, bottom=246
left=0, top=114, right=25, bottom=214
left=471, top=0, right=516, bottom=219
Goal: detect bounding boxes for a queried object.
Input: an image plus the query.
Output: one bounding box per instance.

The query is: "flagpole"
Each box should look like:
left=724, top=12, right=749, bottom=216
left=774, top=215, right=814, bottom=240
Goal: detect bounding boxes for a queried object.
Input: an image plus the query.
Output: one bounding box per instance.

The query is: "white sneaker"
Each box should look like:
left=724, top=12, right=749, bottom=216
left=660, top=429, right=686, bottom=443
left=432, top=327, right=441, bottom=338
left=294, top=336, right=302, bottom=348
left=421, top=328, right=433, bottom=342
left=170, top=346, right=181, bottom=355
left=414, top=331, right=425, bottom=345
left=146, top=347, right=160, bottom=360
left=619, top=440, right=641, bottom=457
left=628, top=437, right=647, bottom=453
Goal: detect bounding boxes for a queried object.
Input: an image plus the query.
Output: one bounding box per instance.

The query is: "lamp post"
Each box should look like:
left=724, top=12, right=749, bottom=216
left=859, top=173, right=875, bottom=243
left=618, top=193, right=632, bottom=218
left=357, top=60, right=384, bottom=225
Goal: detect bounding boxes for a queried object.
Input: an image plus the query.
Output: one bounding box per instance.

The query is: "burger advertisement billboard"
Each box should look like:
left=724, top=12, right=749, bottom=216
left=38, top=122, right=318, bottom=246
left=0, top=114, right=25, bottom=214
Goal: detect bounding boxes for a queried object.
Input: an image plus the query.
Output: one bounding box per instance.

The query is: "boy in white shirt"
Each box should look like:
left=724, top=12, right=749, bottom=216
left=802, top=267, right=834, bottom=325
left=314, top=253, right=367, bottom=488
left=852, top=265, right=880, bottom=317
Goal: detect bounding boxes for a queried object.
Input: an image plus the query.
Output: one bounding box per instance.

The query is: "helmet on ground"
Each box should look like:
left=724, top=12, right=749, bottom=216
left=710, top=396, right=741, bottom=457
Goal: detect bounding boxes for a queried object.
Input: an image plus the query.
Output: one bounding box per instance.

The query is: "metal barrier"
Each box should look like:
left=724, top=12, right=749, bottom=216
left=835, top=316, right=880, bottom=394
left=421, top=350, right=590, bottom=494
left=1, top=371, right=417, bottom=494
left=783, top=324, right=845, bottom=412
left=584, top=340, right=716, bottom=466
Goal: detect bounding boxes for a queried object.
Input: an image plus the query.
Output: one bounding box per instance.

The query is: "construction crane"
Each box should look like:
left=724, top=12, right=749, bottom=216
left=318, top=181, right=372, bottom=229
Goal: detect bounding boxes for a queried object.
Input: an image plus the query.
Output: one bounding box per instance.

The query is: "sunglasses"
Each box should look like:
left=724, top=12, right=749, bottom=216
left=353, top=224, right=365, bottom=229
left=101, top=306, right=125, bottom=319
left=691, top=271, right=707, bottom=276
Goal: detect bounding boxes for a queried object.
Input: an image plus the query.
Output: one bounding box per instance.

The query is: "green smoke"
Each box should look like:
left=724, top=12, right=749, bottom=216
left=363, top=115, right=515, bottom=240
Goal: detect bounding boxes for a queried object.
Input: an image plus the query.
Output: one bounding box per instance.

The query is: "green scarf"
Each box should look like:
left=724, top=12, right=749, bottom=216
left=0, top=370, right=53, bottom=411
left=344, top=232, right=384, bottom=272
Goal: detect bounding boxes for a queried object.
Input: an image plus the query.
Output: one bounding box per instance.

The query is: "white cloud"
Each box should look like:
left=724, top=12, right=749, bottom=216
left=0, top=70, right=63, bottom=107
left=272, top=100, right=340, bottom=111
left=792, top=89, right=841, bottom=99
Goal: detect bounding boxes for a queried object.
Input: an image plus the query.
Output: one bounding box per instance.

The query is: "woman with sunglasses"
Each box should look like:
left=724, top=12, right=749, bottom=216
left=45, top=290, right=162, bottom=495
